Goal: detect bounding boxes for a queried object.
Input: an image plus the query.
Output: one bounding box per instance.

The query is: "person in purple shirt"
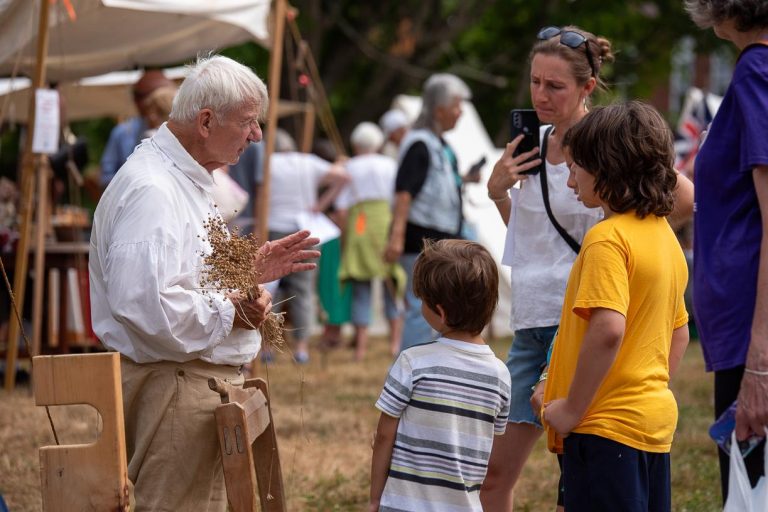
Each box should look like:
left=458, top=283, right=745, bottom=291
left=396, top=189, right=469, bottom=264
left=686, top=0, right=768, bottom=501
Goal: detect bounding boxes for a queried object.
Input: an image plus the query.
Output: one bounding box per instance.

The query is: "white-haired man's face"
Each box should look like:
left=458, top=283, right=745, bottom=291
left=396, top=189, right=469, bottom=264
left=204, top=102, right=262, bottom=168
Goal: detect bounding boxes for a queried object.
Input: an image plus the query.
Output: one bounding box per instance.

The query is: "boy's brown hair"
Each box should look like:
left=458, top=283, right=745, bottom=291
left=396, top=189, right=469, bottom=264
left=563, top=101, right=678, bottom=218
left=412, top=239, right=499, bottom=336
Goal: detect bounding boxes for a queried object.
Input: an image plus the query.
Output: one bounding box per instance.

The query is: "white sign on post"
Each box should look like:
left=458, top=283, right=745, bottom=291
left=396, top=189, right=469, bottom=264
left=32, top=88, right=60, bottom=154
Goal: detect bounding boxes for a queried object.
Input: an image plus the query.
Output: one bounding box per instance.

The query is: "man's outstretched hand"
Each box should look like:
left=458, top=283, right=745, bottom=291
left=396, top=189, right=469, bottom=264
left=256, top=230, right=320, bottom=284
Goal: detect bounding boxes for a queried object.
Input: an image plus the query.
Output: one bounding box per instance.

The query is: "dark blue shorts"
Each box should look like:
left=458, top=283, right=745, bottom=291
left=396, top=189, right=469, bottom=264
left=563, top=433, right=671, bottom=512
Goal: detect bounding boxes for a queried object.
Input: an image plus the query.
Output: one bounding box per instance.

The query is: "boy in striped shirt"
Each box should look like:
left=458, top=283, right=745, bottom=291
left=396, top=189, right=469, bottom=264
left=370, top=239, right=511, bottom=512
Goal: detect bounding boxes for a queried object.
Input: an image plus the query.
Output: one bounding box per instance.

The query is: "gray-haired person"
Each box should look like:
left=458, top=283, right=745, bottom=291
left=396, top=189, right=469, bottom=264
left=90, top=55, right=320, bottom=511
left=685, top=0, right=768, bottom=502
left=384, top=73, right=472, bottom=352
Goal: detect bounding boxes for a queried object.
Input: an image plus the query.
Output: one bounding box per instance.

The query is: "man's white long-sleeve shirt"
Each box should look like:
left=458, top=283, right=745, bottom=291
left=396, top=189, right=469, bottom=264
left=89, top=123, right=261, bottom=365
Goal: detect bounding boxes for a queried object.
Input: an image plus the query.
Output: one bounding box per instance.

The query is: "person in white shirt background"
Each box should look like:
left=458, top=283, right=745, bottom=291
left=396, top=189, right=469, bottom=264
left=266, top=129, right=349, bottom=364
left=336, top=122, right=404, bottom=360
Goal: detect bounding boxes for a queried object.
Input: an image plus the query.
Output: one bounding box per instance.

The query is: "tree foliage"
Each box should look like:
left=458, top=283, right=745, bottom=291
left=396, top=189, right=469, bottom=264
left=2, top=1, right=724, bottom=174
left=226, top=0, right=723, bottom=148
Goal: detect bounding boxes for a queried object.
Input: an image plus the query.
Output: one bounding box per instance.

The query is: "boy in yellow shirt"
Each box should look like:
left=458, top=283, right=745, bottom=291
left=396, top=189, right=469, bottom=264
left=542, top=101, right=690, bottom=512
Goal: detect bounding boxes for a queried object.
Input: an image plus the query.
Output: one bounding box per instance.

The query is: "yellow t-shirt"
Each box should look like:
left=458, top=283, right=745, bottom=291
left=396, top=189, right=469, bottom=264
left=544, top=212, right=688, bottom=454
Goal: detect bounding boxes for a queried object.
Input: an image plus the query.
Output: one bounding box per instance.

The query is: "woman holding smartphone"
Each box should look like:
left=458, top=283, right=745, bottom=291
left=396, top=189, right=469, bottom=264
left=481, top=26, right=694, bottom=510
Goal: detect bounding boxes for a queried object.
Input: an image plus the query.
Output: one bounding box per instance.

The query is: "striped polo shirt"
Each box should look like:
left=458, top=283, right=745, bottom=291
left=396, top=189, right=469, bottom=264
left=375, top=337, right=511, bottom=512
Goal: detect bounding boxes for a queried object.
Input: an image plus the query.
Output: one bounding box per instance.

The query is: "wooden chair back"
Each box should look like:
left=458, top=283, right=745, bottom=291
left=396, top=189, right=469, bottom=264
left=33, top=353, right=129, bottom=511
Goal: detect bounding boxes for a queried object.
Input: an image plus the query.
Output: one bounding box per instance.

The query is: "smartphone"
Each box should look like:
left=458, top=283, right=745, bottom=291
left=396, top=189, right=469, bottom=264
left=709, top=401, right=764, bottom=457
left=509, top=109, right=541, bottom=175
left=467, top=156, right=487, bottom=176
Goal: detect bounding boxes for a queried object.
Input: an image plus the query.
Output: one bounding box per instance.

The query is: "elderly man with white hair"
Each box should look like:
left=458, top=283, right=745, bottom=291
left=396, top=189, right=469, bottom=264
left=89, top=55, right=320, bottom=511
left=384, top=73, right=472, bottom=352
left=336, top=122, right=404, bottom=360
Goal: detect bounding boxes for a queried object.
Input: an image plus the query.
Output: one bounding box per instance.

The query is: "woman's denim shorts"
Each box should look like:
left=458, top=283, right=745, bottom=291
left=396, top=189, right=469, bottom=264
left=505, top=325, right=558, bottom=426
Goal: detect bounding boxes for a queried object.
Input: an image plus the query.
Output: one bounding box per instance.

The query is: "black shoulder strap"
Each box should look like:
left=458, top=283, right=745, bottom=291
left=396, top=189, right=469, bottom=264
left=539, top=126, right=581, bottom=254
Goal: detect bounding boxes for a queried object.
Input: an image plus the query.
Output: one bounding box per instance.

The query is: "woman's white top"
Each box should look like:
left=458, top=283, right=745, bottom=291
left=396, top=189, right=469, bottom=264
left=501, top=127, right=603, bottom=331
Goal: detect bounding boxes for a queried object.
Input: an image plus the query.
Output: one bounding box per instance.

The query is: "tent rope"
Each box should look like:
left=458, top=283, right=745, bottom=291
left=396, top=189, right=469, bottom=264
left=0, top=254, right=60, bottom=445
left=286, top=17, right=346, bottom=157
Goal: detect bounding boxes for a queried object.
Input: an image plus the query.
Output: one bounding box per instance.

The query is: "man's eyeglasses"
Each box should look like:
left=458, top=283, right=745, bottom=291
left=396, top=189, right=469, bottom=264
left=537, top=26, right=596, bottom=78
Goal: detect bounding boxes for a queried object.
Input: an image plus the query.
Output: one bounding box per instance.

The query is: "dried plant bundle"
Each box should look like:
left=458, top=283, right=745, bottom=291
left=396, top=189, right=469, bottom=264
left=198, top=213, right=285, bottom=351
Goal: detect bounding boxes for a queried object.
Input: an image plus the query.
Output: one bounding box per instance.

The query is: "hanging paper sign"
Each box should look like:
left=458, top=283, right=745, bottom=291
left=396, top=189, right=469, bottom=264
left=32, top=88, right=60, bottom=154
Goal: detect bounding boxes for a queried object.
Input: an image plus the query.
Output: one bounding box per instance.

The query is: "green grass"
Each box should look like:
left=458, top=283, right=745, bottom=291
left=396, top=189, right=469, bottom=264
left=0, top=337, right=721, bottom=511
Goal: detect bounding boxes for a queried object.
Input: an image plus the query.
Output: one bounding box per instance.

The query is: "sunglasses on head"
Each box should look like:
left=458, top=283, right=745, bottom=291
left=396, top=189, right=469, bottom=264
left=537, top=26, right=596, bottom=78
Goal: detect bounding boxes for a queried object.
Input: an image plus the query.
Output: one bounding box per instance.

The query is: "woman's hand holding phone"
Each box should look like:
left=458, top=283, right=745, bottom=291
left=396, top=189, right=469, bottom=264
left=509, top=109, right=542, bottom=175
left=462, top=156, right=486, bottom=184
left=486, top=134, right=542, bottom=200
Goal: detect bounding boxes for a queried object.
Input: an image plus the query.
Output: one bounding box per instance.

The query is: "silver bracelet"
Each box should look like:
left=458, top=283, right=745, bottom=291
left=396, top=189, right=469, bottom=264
left=745, top=367, right=768, bottom=376
left=488, top=190, right=509, bottom=203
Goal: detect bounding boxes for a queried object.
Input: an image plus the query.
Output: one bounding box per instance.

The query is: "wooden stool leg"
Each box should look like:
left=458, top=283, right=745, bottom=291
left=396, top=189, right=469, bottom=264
left=248, top=379, right=286, bottom=512
left=213, top=377, right=286, bottom=512
left=214, top=402, right=259, bottom=512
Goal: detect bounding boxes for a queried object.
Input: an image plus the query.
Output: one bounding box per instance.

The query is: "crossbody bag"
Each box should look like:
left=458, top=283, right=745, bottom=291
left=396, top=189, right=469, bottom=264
left=538, top=126, right=581, bottom=254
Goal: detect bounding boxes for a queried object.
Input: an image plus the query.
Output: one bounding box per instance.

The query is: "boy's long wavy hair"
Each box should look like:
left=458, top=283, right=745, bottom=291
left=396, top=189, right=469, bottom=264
left=563, top=101, right=677, bottom=218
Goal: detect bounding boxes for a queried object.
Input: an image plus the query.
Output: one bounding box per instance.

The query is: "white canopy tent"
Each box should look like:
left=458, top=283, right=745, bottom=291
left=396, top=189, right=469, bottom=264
left=0, top=67, right=189, bottom=123
left=0, top=0, right=271, bottom=82
left=0, top=0, right=299, bottom=242
left=0, top=67, right=311, bottom=124
left=391, top=95, right=512, bottom=337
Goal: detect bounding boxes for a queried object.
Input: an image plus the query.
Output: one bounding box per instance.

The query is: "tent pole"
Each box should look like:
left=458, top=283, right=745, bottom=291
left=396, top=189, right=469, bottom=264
left=30, top=157, right=51, bottom=358
left=256, top=0, right=287, bottom=244
left=5, top=0, right=51, bottom=390
left=300, top=104, right=315, bottom=153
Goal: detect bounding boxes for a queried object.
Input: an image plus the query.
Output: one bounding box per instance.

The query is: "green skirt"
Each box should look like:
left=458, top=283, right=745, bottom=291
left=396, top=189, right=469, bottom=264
left=317, top=237, right=352, bottom=325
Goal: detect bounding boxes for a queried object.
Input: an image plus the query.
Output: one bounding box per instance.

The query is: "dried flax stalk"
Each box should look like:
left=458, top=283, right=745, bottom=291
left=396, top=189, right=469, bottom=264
left=198, top=214, right=285, bottom=352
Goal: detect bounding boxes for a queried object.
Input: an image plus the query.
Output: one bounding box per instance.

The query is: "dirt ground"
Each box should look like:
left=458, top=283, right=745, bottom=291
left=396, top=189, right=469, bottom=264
left=0, top=337, right=718, bottom=511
